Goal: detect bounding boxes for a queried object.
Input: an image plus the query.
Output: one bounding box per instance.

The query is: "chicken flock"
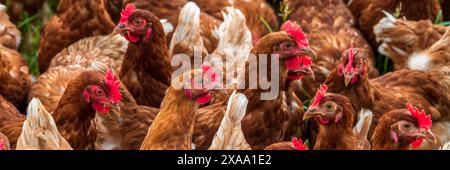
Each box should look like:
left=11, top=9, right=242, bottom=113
left=1, top=0, right=450, bottom=150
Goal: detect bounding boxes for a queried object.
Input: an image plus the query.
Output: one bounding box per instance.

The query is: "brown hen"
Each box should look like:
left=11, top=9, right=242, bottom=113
left=358, top=0, right=441, bottom=47
left=0, top=70, right=122, bottom=149
left=114, top=5, right=172, bottom=108
left=374, top=13, right=449, bottom=70
left=285, top=0, right=378, bottom=100
left=325, top=48, right=450, bottom=138
left=38, top=0, right=116, bottom=73
left=0, top=45, right=31, bottom=110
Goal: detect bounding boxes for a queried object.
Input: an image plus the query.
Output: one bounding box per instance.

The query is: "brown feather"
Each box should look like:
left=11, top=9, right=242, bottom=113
left=0, top=45, right=31, bottom=110
left=38, top=0, right=115, bottom=72
left=124, top=0, right=221, bottom=53
left=119, top=9, right=172, bottom=108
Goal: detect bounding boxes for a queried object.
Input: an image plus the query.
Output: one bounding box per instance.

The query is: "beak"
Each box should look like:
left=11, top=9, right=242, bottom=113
left=299, top=47, right=317, bottom=61
left=423, top=129, right=437, bottom=144
left=303, top=109, right=324, bottom=121
left=344, top=75, right=352, bottom=87
left=110, top=104, right=122, bottom=120
left=113, top=23, right=128, bottom=34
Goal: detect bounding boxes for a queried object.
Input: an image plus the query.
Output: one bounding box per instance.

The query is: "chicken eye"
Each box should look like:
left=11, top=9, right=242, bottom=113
left=281, top=42, right=294, bottom=49
left=95, top=89, right=104, bottom=96
left=403, top=124, right=411, bottom=129
left=325, top=103, right=334, bottom=111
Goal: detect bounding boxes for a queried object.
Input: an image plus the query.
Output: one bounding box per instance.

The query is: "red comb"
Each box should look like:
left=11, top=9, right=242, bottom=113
left=202, top=63, right=218, bottom=84
left=406, top=103, right=432, bottom=130
left=292, top=137, right=308, bottom=150
left=105, top=69, right=122, bottom=105
left=281, top=20, right=309, bottom=48
left=120, top=4, right=136, bottom=24
left=310, top=84, right=328, bottom=109
left=345, top=47, right=355, bottom=72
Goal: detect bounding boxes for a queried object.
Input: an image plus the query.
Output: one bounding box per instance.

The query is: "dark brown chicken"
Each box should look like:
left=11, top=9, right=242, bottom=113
left=114, top=4, right=172, bottom=108
left=38, top=0, right=116, bottom=73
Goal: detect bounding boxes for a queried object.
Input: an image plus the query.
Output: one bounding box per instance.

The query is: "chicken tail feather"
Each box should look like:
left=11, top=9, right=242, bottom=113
left=208, top=91, right=251, bottom=150
left=16, top=98, right=72, bottom=150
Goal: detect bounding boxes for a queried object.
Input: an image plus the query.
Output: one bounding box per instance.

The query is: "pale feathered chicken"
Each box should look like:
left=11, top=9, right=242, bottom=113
left=47, top=34, right=128, bottom=72
left=208, top=91, right=251, bottom=150
left=28, top=65, right=84, bottom=113
left=16, top=98, right=73, bottom=150
left=30, top=32, right=128, bottom=113
left=374, top=12, right=449, bottom=70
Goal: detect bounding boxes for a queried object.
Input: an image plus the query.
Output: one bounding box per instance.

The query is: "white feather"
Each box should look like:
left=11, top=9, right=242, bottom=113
left=169, top=2, right=202, bottom=54
left=440, top=141, right=450, bottom=150
left=210, top=7, right=252, bottom=88
left=209, top=91, right=251, bottom=150
left=407, top=52, right=430, bottom=71
left=373, top=11, right=396, bottom=35
left=16, top=98, right=73, bottom=150
left=0, top=3, right=6, bottom=12
left=160, top=19, right=174, bottom=35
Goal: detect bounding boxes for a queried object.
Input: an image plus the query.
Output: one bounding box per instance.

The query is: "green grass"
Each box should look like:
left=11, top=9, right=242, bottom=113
left=9, top=0, right=58, bottom=76
left=17, top=11, right=43, bottom=76
left=260, top=16, right=273, bottom=33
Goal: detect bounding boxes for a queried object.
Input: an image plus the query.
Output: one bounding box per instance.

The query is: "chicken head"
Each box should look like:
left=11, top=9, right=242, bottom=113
left=337, top=48, right=368, bottom=86
left=82, top=69, right=122, bottom=114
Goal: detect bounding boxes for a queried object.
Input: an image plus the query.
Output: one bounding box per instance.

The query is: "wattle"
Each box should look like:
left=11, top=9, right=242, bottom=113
left=410, top=138, right=424, bottom=149
left=92, top=102, right=110, bottom=114
left=315, top=117, right=329, bottom=125
left=196, top=93, right=213, bottom=105
left=125, top=33, right=140, bottom=43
